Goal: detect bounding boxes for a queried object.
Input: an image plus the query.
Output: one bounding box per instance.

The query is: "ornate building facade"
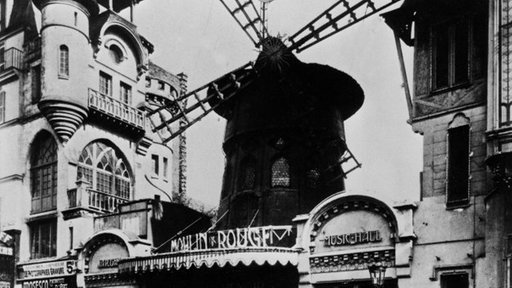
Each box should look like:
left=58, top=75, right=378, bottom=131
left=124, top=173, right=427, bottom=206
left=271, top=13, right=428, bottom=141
left=0, top=0, right=191, bottom=287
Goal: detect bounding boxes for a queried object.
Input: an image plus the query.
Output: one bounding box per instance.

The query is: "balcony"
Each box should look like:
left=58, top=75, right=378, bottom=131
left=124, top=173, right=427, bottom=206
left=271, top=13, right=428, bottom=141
left=0, top=48, right=23, bottom=73
left=66, top=183, right=129, bottom=218
left=88, top=88, right=146, bottom=136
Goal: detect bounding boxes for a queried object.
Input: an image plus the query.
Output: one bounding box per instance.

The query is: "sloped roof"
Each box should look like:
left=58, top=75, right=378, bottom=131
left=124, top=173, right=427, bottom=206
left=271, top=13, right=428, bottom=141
left=4, top=0, right=37, bottom=38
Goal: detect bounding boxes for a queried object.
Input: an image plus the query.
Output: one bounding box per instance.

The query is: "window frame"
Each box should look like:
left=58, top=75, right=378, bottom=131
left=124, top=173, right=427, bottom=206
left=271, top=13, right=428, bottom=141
left=431, top=17, right=471, bottom=93
left=0, top=90, right=5, bottom=124
left=440, top=272, right=469, bottom=288
left=120, top=81, right=132, bottom=105
left=31, top=65, right=41, bottom=104
left=239, top=156, right=257, bottom=191
left=30, top=134, right=58, bottom=214
left=58, top=45, right=69, bottom=79
left=77, top=142, right=132, bottom=200
left=99, top=71, right=112, bottom=96
left=29, top=219, right=57, bottom=259
left=446, top=116, right=471, bottom=208
left=151, top=154, right=159, bottom=177
left=271, top=157, right=291, bottom=188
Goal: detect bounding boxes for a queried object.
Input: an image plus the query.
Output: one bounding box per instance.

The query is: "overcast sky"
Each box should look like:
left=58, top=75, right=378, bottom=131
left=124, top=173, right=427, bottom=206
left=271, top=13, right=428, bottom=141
left=134, top=0, right=423, bottom=208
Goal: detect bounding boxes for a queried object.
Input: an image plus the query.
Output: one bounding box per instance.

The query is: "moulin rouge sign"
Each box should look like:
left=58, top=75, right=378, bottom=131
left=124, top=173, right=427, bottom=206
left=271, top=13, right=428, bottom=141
left=169, top=226, right=293, bottom=252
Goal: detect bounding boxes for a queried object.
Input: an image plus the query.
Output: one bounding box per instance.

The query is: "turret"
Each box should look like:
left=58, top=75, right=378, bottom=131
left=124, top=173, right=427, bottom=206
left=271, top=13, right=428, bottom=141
left=34, top=0, right=98, bottom=141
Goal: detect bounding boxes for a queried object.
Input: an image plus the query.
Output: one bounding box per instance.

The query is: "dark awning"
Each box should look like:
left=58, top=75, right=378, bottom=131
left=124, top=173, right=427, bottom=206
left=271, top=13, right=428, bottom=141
left=118, top=247, right=299, bottom=273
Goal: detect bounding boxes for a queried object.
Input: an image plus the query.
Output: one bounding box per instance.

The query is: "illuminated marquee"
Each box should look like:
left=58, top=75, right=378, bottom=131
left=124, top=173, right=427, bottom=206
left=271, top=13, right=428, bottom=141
left=324, top=230, right=382, bottom=247
left=170, top=226, right=293, bottom=252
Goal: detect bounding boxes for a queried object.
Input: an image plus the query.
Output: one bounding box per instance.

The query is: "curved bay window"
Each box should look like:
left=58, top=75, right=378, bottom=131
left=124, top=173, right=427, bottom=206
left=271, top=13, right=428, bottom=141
left=77, top=142, right=131, bottom=211
left=271, top=157, right=290, bottom=188
left=239, top=157, right=256, bottom=191
left=30, top=133, right=58, bottom=214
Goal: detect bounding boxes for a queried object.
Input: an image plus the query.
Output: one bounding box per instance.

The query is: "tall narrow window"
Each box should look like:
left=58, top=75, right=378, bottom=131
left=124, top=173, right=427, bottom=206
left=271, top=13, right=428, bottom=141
left=59, top=45, right=69, bottom=78
left=271, top=157, right=290, bottom=187
left=239, top=157, right=256, bottom=190
left=0, top=1, right=6, bottom=31
left=30, top=219, right=57, bottom=259
left=0, top=44, right=5, bottom=71
left=440, top=273, right=469, bottom=288
left=447, top=124, right=470, bottom=206
left=120, top=82, right=132, bottom=105
left=77, top=142, right=132, bottom=209
left=163, top=157, right=168, bottom=178
left=432, top=18, right=470, bottom=90
left=0, top=91, right=5, bottom=123
left=151, top=154, right=159, bottom=176
left=32, top=65, right=41, bottom=104
left=99, top=72, right=112, bottom=96
left=31, top=133, right=58, bottom=214
left=69, top=226, right=74, bottom=250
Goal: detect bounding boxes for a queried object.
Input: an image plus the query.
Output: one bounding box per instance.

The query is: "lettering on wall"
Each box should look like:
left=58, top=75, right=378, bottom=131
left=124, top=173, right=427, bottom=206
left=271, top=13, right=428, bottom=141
left=20, top=261, right=75, bottom=280
left=21, top=277, right=76, bottom=288
left=169, top=226, right=293, bottom=252
left=323, top=230, right=382, bottom=247
left=97, top=258, right=120, bottom=269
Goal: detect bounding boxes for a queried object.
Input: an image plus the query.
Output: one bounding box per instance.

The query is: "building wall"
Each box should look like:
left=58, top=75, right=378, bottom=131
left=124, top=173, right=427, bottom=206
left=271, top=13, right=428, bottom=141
left=0, top=1, right=185, bottom=281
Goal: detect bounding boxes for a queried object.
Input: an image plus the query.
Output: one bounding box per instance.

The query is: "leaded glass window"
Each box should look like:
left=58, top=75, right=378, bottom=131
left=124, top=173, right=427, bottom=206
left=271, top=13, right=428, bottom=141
left=59, top=45, right=69, bottom=78
left=271, top=157, right=290, bottom=187
left=77, top=142, right=131, bottom=200
left=31, top=133, right=58, bottom=214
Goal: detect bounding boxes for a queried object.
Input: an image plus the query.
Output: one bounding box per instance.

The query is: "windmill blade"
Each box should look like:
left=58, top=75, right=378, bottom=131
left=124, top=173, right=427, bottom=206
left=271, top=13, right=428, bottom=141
left=219, top=0, right=269, bottom=47
left=147, top=62, right=257, bottom=144
left=287, top=0, right=400, bottom=53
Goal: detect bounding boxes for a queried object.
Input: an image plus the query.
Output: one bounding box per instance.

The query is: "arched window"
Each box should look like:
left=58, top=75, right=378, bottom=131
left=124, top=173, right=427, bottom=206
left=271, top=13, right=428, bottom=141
left=31, top=133, right=58, bottom=214
left=77, top=142, right=131, bottom=200
left=239, top=157, right=256, bottom=190
left=108, top=44, right=123, bottom=63
left=59, top=45, right=69, bottom=78
left=271, top=157, right=290, bottom=187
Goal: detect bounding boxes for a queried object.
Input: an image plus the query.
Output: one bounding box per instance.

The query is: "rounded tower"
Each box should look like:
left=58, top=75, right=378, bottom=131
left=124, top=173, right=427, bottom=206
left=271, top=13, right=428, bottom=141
left=34, top=0, right=98, bottom=142
left=212, top=38, right=364, bottom=229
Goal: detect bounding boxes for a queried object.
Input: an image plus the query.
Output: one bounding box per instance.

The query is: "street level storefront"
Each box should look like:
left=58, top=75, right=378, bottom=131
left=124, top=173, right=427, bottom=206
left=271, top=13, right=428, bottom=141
left=294, top=193, right=415, bottom=288
left=78, top=230, right=151, bottom=288
left=17, top=259, right=77, bottom=288
left=118, top=226, right=300, bottom=287
left=0, top=232, right=14, bottom=288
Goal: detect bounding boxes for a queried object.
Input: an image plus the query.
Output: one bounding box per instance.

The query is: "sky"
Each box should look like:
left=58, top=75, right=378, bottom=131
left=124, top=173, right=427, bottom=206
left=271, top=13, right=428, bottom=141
left=134, top=0, right=423, bottom=208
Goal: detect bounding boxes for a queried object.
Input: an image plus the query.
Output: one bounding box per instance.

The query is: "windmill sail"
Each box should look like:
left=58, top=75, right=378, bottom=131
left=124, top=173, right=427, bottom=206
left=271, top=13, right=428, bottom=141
left=219, top=0, right=269, bottom=47
left=147, top=62, right=257, bottom=143
left=288, top=0, right=400, bottom=53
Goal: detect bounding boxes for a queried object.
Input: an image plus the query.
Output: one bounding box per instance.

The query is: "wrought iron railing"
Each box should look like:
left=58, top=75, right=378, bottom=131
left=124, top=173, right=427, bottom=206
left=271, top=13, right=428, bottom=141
left=68, top=187, right=129, bottom=213
left=88, top=88, right=145, bottom=129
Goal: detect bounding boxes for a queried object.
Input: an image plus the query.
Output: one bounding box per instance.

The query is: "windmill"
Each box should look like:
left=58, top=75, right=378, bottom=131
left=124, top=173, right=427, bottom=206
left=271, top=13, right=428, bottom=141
left=146, top=0, right=400, bottom=228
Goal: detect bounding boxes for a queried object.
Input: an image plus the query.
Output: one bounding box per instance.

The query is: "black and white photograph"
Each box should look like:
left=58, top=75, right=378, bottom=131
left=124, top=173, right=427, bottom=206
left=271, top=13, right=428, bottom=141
left=0, top=0, right=500, bottom=287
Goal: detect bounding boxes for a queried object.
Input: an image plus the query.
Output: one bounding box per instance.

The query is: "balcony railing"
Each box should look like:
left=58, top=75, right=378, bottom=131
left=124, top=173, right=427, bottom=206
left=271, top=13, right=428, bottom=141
left=0, top=48, right=23, bottom=72
left=68, top=187, right=129, bottom=214
left=88, top=88, right=145, bottom=129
